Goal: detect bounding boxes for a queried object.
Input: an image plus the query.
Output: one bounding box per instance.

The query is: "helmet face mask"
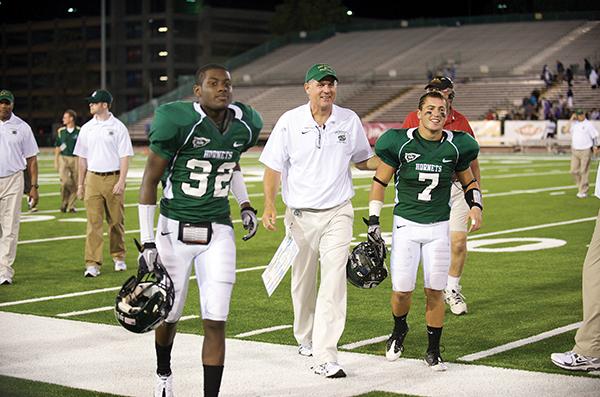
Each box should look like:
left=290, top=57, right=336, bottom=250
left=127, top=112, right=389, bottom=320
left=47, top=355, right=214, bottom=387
left=347, top=241, right=388, bottom=289
left=115, top=261, right=174, bottom=333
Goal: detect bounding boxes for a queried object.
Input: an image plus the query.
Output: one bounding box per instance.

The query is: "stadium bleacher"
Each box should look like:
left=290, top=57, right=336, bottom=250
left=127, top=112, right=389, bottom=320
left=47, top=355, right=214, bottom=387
left=123, top=18, right=600, bottom=148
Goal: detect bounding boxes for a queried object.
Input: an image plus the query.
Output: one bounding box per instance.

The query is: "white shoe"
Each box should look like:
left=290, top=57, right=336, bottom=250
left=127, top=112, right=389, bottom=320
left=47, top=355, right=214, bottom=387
left=154, top=373, right=174, bottom=397
left=424, top=351, right=448, bottom=372
left=114, top=260, right=127, bottom=272
left=385, top=328, right=408, bottom=361
left=0, top=275, right=13, bottom=285
left=576, top=192, right=587, bottom=199
left=444, top=286, right=467, bottom=315
left=83, top=266, right=100, bottom=277
left=313, top=362, right=346, bottom=378
left=298, top=342, right=313, bottom=357
left=551, top=351, right=600, bottom=371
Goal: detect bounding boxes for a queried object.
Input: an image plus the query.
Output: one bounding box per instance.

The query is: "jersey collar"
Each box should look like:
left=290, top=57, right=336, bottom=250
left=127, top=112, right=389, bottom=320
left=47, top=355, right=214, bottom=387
left=304, top=102, right=338, bottom=127
left=194, top=101, right=243, bottom=121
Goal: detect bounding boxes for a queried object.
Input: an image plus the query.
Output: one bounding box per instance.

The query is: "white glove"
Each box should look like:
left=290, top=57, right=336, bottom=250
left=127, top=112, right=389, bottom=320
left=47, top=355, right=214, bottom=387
left=139, top=242, right=161, bottom=272
left=241, top=206, right=258, bottom=241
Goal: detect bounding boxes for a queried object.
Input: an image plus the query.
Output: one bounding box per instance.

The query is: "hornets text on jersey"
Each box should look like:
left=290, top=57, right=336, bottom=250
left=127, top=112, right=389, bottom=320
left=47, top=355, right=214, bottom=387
left=375, top=127, right=479, bottom=224
left=149, top=101, right=262, bottom=225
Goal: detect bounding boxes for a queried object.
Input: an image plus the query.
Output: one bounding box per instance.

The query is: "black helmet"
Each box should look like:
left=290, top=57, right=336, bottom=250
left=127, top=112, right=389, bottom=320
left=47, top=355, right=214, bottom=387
left=347, top=241, right=388, bottom=289
left=115, top=261, right=174, bottom=334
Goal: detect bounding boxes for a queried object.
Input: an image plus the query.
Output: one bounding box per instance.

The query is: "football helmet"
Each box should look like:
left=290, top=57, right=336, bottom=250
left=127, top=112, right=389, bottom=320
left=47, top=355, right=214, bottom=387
left=115, top=255, right=174, bottom=334
left=347, top=241, right=388, bottom=289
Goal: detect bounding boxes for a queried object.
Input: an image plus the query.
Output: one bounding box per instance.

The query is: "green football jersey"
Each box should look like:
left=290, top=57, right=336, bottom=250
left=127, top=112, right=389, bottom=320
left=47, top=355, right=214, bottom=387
left=375, top=128, right=479, bottom=224
left=55, top=126, right=80, bottom=156
left=149, top=101, right=263, bottom=225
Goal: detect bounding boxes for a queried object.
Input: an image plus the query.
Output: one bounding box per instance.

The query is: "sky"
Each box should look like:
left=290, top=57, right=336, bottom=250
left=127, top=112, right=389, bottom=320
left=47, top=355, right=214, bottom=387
left=0, top=0, right=597, bottom=23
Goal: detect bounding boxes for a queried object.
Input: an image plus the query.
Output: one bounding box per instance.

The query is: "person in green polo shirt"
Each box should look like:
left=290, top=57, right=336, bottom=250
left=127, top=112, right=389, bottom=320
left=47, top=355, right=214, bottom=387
left=54, top=109, right=80, bottom=213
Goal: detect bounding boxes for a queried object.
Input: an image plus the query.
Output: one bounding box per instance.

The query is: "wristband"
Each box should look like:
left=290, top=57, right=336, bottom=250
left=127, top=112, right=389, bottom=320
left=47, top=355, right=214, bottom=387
left=464, top=188, right=483, bottom=210
left=369, top=200, right=384, bottom=217
left=462, top=178, right=478, bottom=191
left=138, top=204, right=157, bottom=243
left=230, top=170, right=250, bottom=206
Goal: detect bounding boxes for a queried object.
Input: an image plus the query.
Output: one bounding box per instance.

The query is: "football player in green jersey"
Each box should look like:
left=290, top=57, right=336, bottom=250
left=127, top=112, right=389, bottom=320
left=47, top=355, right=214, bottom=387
left=367, top=91, right=482, bottom=371
left=138, top=64, right=263, bottom=397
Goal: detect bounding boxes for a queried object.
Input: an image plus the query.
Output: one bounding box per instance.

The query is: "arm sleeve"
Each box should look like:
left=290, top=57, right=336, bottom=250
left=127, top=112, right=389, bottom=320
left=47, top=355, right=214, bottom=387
left=259, top=114, right=288, bottom=172
left=73, top=127, right=87, bottom=158
left=148, top=107, right=179, bottom=161
left=22, top=125, right=39, bottom=158
left=374, top=130, right=400, bottom=169
left=350, top=115, right=373, bottom=163
left=117, top=124, right=134, bottom=157
left=456, top=135, right=480, bottom=172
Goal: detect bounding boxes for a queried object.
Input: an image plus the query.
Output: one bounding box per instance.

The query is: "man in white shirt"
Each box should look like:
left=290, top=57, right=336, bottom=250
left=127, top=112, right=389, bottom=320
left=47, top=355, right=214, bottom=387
left=74, top=89, right=134, bottom=277
left=260, top=64, right=380, bottom=378
left=569, top=109, right=599, bottom=198
left=0, top=89, right=39, bottom=285
left=551, top=161, right=600, bottom=371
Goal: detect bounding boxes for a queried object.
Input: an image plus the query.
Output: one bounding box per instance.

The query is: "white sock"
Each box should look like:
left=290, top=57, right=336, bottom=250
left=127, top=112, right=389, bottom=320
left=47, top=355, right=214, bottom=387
left=447, top=275, right=461, bottom=290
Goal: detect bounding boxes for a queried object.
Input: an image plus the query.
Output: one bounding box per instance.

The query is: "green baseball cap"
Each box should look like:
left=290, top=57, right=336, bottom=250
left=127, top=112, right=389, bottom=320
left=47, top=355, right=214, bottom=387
left=0, top=89, right=14, bottom=103
left=305, top=63, right=338, bottom=83
left=575, top=108, right=585, bottom=115
left=86, top=89, right=113, bottom=104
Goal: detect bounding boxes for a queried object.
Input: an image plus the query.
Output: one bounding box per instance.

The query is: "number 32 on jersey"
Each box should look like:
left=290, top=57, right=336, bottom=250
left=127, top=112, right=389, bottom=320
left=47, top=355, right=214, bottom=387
left=182, top=159, right=236, bottom=198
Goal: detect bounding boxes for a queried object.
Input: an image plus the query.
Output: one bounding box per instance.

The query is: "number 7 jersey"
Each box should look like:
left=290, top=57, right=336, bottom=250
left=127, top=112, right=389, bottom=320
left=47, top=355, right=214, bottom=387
left=149, top=101, right=263, bottom=226
left=375, top=127, right=479, bottom=224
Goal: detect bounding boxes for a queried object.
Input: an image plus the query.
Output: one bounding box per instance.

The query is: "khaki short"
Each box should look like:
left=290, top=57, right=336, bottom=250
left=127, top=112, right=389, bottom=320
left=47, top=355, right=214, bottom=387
left=449, top=182, right=469, bottom=233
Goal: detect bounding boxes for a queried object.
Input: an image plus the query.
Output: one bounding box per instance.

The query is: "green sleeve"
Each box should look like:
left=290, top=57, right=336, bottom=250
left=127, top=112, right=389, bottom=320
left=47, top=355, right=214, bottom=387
left=149, top=105, right=181, bottom=161
left=375, top=129, right=401, bottom=169
left=456, top=133, right=480, bottom=172
left=237, top=102, right=263, bottom=151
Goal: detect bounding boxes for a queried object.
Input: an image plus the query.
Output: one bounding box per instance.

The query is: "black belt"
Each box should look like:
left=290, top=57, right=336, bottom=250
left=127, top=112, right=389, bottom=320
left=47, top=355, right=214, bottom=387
left=91, top=170, right=120, bottom=176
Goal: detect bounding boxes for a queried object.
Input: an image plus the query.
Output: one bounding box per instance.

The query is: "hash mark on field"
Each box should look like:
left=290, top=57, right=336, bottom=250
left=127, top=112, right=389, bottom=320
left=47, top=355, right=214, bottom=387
left=340, top=335, right=389, bottom=350
left=235, top=324, right=292, bottom=338
left=458, top=322, right=582, bottom=362
left=57, top=306, right=113, bottom=317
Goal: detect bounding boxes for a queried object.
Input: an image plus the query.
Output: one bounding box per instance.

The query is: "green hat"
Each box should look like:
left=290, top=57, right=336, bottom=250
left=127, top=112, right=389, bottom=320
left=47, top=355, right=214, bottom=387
left=0, top=89, right=14, bottom=103
left=305, top=63, right=338, bottom=83
left=575, top=108, right=585, bottom=115
left=86, top=89, right=113, bottom=104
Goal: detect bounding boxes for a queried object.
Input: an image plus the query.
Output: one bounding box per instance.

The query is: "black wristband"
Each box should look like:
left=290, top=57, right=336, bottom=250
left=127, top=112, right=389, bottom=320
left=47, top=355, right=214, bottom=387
left=363, top=215, right=380, bottom=226
left=143, top=242, right=156, bottom=250
left=241, top=206, right=257, bottom=214
left=464, top=188, right=483, bottom=210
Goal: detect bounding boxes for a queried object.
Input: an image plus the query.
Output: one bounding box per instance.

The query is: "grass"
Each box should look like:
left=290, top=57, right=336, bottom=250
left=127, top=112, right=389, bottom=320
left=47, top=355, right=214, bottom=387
left=2, top=151, right=599, bottom=396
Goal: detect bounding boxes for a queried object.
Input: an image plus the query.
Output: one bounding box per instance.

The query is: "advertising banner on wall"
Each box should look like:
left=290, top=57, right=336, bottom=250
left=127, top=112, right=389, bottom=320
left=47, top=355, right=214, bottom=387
left=363, top=122, right=403, bottom=145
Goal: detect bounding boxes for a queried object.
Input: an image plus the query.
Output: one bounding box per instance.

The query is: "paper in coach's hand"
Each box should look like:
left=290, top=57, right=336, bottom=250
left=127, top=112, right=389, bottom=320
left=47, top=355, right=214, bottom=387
left=261, top=233, right=299, bottom=296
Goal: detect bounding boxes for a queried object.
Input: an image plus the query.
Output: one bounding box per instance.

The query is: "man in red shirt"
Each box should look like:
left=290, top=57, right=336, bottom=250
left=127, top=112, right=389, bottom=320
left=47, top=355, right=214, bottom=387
left=401, top=76, right=481, bottom=315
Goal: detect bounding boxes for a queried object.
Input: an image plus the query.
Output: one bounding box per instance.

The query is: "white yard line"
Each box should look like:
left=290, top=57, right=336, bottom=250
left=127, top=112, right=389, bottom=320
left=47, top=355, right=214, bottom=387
left=0, top=266, right=267, bottom=308
left=235, top=324, right=292, bottom=338
left=469, top=217, right=596, bottom=240
left=340, top=335, right=389, bottom=350
left=179, top=315, right=201, bottom=322
left=458, top=322, right=582, bottom=362
left=57, top=306, right=114, bottom=317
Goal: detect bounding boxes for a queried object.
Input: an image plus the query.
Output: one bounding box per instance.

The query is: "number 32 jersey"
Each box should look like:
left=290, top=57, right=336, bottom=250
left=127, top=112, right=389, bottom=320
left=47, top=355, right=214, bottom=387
left=149, top=101, right=262, bottom=226
left=375, top=127, right=479, bottom=224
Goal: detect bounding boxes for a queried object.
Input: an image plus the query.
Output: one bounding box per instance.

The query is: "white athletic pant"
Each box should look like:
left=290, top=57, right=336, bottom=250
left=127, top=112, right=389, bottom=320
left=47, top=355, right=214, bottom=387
left=390, top=215, right=451, bottom=292
left=0, top=171, right=24, bottom=279
left=156, top=215, right=236, bottom=323
left=285, top=201, right=353, bottom=364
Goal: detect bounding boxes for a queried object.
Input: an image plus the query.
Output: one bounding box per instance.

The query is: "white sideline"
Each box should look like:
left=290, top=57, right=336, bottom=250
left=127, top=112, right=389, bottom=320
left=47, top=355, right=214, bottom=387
left=458, top=322, right=583, bottom=362
left=235, top=324, right=292, bottom=338
left=57, top=306, right=114, bottom=317
left=1, top=312, right=599, bottom=397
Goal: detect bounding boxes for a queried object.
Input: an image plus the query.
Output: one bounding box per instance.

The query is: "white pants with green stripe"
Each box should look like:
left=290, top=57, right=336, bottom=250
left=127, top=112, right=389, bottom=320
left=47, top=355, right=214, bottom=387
left=285, top=200, right=353, bottom=365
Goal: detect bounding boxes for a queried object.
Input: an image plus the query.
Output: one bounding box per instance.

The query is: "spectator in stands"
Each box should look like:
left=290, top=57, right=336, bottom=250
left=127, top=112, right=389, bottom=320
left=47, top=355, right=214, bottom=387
left=541, top=97, right=552, bottom=120
left=566, top=66, right=574, bottom=87
left=590, top=108, right=600, bottom=120
left=556, top=60, right=565, bottom=83
left=484, top=109, right=497, bottom=120
left=584, top=58, right=592, bottom=80
left=569, top=109, right=599, bottom=198
left=551, top=161, right=600, bottom=372
left=567, top=87, right=574, bottom=109
left=401, top=76, right=480, bottom=316
left=590, top=68, right=598, bottom=89
left=541, top=64, right=553, bottom=88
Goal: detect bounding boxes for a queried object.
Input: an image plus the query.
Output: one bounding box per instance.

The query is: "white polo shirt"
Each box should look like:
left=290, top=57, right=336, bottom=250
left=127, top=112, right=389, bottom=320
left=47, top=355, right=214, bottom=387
left=570, top=119, right=599, bottom=150
left=0, top=113, right=39, bottom=177
left=74, top=113, right=134, bottom=172
left=260, top=102, right=373, bottom=209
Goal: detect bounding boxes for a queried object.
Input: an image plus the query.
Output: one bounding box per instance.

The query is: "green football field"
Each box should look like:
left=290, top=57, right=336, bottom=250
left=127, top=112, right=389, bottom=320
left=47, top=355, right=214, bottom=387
left=1, top=151, right=599, bottom=396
